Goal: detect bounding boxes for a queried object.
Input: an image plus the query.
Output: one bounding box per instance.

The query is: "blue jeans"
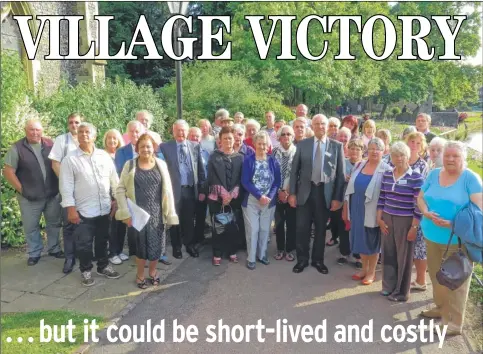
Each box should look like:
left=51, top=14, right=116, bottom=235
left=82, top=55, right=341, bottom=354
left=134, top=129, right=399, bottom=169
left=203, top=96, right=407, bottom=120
left=17, top=194, right=62, bottom=257
left=242, top=195, right=275, bottom=263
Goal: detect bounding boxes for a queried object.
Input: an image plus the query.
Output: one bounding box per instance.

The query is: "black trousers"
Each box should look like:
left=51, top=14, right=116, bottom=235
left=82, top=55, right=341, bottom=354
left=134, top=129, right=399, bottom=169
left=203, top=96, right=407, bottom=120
left=209, top=202, right=238, bottom=257
left=194, top=200, right=208, bottom=244
left=108, top=218, right=137, bottom=256
left=234, top=207, right=246, bottom=250
left=73, top=214, right=109, bottom=272
left=275, top=202, right=296, bottom=253
left=171, top=186, right=196, bottom=250
left=295, top=184, right=330, bottom=263
left=62, top=207, right=76, bottom=260
left=329, top=208, right=350, bottom=256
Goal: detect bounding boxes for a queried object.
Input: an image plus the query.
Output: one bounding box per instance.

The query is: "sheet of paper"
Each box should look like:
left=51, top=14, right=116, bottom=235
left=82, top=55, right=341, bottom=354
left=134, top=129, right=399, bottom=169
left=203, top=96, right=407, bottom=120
left=127, top=198, right=150, bottom=232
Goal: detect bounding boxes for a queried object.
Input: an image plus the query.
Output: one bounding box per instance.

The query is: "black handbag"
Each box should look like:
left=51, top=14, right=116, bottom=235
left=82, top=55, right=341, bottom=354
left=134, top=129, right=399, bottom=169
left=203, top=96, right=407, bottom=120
left=436, top=229, right=473, bottom=291
left=212, top=205, right=238, bottom=235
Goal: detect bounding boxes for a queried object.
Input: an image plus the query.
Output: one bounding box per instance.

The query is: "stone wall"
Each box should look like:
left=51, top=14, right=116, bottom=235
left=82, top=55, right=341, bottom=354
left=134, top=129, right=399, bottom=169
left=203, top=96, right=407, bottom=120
left=1, top=1, right=105, bottom=95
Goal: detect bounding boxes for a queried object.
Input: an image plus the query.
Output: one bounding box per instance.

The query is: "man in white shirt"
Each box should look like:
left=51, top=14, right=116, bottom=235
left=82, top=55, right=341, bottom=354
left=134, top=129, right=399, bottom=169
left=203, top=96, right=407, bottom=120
left=123, top=110, right=162, bottom=145
left=49, top=112, right=83, bottom=273
left=60, top=122, right=120, bottom=286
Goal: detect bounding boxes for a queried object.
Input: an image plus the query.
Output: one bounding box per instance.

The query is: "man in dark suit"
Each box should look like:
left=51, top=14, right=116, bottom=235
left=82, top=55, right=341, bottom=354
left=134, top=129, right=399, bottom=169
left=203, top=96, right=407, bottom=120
left=159, top=120, right=206, bottom=259
left=288, top=114, right=345, bottom=274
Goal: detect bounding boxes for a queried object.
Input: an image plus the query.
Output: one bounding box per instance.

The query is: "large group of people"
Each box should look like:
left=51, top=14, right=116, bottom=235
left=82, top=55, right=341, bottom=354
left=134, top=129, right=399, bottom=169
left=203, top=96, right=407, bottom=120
left=3, top=106, right=481, bottom=337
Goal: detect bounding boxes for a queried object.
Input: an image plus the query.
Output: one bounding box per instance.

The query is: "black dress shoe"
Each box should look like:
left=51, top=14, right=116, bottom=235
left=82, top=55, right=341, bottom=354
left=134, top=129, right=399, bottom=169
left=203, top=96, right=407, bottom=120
left=173, top=248, right=183, bottom=259
left=186, top=245, right=199, bottom=258
left=311, top=262, right=329, bottom=274
left=293, top=261, right=308, bottom=273
left=49, top=251, right=65, bottom=258
left=63, top=258, right=75, bottom=274
left=27, top=257, right=40, bottom=266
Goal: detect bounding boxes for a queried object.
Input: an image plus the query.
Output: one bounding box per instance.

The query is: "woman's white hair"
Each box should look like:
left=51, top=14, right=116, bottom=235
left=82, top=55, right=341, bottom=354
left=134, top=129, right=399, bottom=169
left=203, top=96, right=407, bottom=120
left=368, top=137, right=385, bottom=151
left=443, top=140, right=467, bottom=165
left=328, top=117, right=341, bottom=128
left=233, top=123, right=246, bottom=134
left=245, top=119, right=261, bottom=132
left=390, top=141, right=410, bottom=159
left=277, top=125, right=294, bottom=139
left=253, top=130, right=269, bottom=144
left=338, top=127, right=352, bottom=139
left=429, top=136, right=447, bottom=148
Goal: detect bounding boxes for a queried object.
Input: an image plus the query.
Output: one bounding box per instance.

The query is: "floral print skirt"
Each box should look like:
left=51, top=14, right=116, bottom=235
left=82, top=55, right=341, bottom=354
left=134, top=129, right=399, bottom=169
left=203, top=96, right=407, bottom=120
left=413, top=227, right=427, bottom=260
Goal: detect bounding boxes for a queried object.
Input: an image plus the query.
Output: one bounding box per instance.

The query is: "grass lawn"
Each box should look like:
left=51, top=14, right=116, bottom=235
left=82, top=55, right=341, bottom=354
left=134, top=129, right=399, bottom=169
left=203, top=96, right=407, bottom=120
left=1, top=310, right=103, bottom=354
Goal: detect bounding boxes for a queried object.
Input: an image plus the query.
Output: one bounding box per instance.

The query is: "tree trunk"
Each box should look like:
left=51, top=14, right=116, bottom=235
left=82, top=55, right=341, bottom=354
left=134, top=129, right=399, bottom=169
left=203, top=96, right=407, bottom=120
left=380, top=103, right=388, bottom=119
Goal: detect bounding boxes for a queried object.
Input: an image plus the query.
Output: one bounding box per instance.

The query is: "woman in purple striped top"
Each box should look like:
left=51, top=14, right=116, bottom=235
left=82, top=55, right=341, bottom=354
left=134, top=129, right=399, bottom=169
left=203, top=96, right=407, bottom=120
left=377, top=142, right=424, bottom=302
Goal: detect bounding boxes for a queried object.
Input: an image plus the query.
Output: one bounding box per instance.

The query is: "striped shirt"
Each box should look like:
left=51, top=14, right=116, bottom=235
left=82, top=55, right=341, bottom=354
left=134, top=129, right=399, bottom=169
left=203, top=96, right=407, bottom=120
left=377, top=167, right=424, bottom=219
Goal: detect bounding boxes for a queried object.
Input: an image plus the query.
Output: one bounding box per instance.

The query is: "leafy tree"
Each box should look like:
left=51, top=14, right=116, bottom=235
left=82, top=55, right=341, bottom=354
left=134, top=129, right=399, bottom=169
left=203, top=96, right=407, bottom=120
left=159, top=60, right=294, bottom=129
left=98, top=2, right=175, bottom=88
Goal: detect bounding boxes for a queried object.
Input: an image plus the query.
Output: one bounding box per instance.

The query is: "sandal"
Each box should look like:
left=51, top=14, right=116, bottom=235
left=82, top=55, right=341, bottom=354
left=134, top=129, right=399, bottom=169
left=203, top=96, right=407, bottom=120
left=352, top=273, right=365, bottom=281
left=388, top=294, right=408, bottom=302
left=149, top=272, right=160, bottom=286
left=361, top=276, right=376, bottom=285
left=285, top=252, right=295, bottom=262
left=136, top=276, right=148, bottom=289
left=274, top=251, right=285, bottom=260
left=326, top=239, right=339, bottom=247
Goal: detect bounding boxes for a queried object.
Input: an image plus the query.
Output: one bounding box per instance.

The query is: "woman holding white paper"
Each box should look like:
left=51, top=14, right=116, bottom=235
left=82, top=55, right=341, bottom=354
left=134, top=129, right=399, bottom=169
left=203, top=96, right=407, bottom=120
left=116, top=134, right=178, bottom=289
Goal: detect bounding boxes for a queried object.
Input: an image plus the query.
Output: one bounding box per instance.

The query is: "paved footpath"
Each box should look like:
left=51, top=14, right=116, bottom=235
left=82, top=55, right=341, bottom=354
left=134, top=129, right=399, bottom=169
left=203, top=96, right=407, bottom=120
left=0, top=245, right=186, bottom=319
left=86, top=238, right=477, bottom=354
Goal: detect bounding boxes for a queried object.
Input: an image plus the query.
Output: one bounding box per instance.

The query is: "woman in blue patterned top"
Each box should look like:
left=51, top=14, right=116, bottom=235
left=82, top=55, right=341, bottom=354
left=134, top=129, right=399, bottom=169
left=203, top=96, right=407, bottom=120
left=241, top=131, right=281, bottom=270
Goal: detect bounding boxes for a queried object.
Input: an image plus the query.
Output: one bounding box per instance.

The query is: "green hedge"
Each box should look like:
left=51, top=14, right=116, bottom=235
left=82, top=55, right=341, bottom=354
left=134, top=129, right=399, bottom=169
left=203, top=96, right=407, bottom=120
left=32, top=78, right=166, bottom=141
left=1, top=67, right=166, bottom=246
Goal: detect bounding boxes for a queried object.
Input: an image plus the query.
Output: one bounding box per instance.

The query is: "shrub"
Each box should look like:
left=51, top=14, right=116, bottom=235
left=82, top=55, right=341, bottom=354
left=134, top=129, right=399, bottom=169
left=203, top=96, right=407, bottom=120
left=391, top=106, right=402, bottom=117
left=32, top=78, right=166, bottom=142
left=1, top=75, right=166, bottom=247
left=1, top=51, right=44, bottom=247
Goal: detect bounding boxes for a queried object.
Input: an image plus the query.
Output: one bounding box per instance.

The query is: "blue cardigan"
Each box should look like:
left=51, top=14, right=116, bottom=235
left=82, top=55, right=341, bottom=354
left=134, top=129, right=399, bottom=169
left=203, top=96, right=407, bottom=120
left=241, top=154, right=281, bottom=208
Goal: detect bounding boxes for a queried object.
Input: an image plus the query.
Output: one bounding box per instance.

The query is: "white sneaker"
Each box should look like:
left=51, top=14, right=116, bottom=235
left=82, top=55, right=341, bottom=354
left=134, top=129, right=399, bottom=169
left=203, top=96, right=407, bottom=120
left=119, top=253, right=129, bottom=261
left=109, top=255, right=122, bottom=265
left=411, top=281, right=427, bottom=291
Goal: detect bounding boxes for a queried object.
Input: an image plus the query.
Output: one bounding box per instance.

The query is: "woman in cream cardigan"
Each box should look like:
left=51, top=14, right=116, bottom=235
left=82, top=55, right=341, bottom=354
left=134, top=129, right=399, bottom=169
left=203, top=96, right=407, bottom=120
left=116, top=134, right=178, bottom=289
left=343, top=138, right=392, bottom=284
